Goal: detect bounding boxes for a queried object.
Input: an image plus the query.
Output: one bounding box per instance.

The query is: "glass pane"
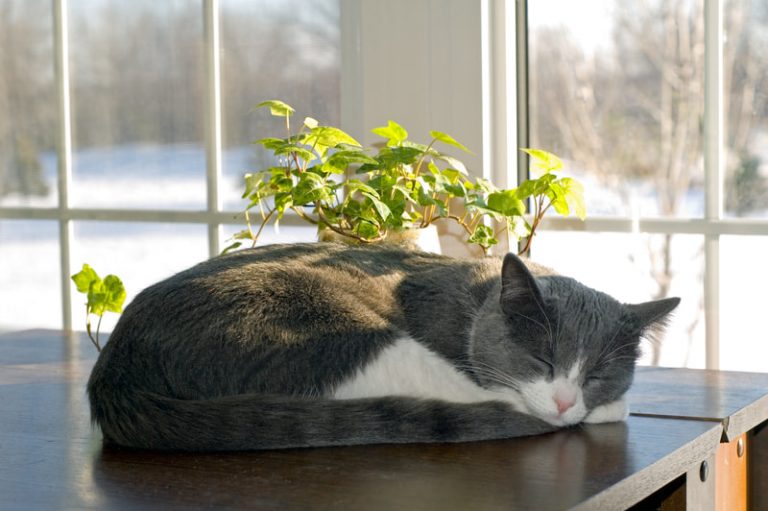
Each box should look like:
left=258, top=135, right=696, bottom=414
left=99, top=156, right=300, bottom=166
left=68, top=0, right=206, bottom=210
left=70, top=222, right=208, bottom=333
left=0, top=1, right=57, bottom=208
left=720, top=236, right=768, bottom=372
left=220, top=0, right=341, bottom=210
left=723, top=0, right=768, bottom=218
left=0, top=220, right=62, bottom=331
left=529, top=0, right=705, bottom=218
left=530, top=232, right=705, bottom=368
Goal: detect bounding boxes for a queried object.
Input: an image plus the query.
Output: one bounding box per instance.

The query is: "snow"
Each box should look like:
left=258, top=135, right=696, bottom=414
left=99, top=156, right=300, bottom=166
left=1, top=144, right=766, bottom=372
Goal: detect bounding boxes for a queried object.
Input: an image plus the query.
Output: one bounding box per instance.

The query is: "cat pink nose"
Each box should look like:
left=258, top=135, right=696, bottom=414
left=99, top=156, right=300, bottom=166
left=555, top=397, right=575, bottom=415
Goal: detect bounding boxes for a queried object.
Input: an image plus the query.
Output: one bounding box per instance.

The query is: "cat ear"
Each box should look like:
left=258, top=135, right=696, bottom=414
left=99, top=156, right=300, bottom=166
left=500, top=253, right=544, bottom=315
left=625, top=297, right=681, bottom=330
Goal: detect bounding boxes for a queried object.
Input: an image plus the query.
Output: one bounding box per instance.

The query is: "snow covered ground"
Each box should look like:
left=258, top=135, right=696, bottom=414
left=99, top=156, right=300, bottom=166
left=1, top=144, right=766, bottom=372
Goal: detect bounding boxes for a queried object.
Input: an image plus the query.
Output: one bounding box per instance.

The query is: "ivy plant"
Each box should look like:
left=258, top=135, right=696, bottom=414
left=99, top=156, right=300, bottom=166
left=71, top=264, right=126, bottom=352
left=227, top=100, right=585, bottom=255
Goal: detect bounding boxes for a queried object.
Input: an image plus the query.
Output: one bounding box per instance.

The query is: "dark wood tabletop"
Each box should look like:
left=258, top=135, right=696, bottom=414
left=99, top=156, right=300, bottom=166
left=0, top=330, right=747, bottom=511
left=630, top=366, right=768, bottom=440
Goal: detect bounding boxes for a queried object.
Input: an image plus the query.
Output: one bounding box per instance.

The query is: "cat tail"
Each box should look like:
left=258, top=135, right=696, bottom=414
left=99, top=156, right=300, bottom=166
left=89, top=390, right=558, bottom=451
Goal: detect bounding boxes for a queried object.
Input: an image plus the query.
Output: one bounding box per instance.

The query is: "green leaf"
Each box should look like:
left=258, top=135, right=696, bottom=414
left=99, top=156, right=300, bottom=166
left=363, top=193, right=392, bottom=221
left=101, top=274, right=126, bottom=314
left=293, top=172, right=330, bottom=205
left=392, top=184, right=419, bottom=204
left=401, top=140, right=440, bottom=156
left=221, top=241, right=243, bottom=254
left=255, top=100, right=295, bottom=117
left=441, top=168, right=463, bottom=184
left=433, top=153, right=468, bottom=175
left=377, top=146, right=423, bottom=167
left=487, top=190, right=526, bottom=217
left=558, top=177, right=586, bottom=220
left=233, top=229, right=255, bottom=240
left=242, top=170, right=274, bottom=198
left=473, top=178, right=498, bottom=193
left=443, top=182, right=467, bottom=198
left=253, top=137, right=287, bottom=150
left=323, top=150, right=379, bottom=174
left=468, top=224, right=498, bottom=249
left=273, top=192, right=293, bottom=214
left=72, top=265, right=125, bottom=317
left=520, top=174, right=556, bottom=201
left=516, top=179, right=537, bottom=200
left=430, top=130, right=472, bottom=153
left=521, top=147, right=563, bottom=174
left=371, top=120, right=408, bottom=147
left=303, top=117, right=319, bottom=129
left=71, top=264, right=99, bottom=294
left=273, top=144, right=315, bottom=162
left=367, top=174, right=398, bottom=191
left=465, top=200, right=503, bottom=221
left=305, top=126, right=362, bottom=150
left=356, top=221, right=380, bottom=240
left=345, top=179, right=380, bottom=198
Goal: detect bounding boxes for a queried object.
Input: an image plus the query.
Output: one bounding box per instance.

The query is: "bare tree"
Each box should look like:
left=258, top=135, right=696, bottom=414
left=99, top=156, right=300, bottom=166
left=0, top=1, right=55, bottom=199
left=530, top=0, right=768, bottom=363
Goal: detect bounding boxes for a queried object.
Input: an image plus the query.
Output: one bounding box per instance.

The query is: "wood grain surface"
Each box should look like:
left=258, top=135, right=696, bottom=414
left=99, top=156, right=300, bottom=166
left=0, top=330, right=739, bottom=511
left=629, top=366, right=768, bottom=440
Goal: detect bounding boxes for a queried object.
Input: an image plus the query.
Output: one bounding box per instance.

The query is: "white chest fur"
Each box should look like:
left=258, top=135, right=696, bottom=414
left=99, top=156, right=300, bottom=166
left=330, top=337, right=629, bottom=427
left=332, top=337, right=519, bottom=406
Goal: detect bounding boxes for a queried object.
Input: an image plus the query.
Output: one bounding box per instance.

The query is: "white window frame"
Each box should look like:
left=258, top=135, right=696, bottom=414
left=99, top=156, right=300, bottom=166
left=517, top=0, right=768, bottom=369
left=0, top=0, right=309, bottom=330
left=4, top=0, right=768, bottom=370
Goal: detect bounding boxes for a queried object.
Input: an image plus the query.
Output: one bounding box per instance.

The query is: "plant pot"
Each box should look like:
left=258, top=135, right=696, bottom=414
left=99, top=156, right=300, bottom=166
left=317, top=225, right=441, bottom=254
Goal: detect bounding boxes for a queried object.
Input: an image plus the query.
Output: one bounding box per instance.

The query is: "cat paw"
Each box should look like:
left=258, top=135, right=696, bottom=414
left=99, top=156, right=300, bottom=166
left=583, top=398, right=629, bottom=424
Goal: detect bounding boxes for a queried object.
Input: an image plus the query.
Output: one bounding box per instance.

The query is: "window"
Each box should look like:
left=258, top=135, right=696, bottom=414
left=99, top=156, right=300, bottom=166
left=0, top=0, right=338, bottom=332
left=526, top=0, right=768, bottom=370
left=2, top=0, right=765, bottom=373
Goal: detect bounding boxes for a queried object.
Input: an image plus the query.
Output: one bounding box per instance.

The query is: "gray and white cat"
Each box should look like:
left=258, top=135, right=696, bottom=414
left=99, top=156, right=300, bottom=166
left=87, top=242, right=679, bottom=451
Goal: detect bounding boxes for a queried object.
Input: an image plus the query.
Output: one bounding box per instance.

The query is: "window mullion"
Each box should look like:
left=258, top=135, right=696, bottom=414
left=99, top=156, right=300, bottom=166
left=515, top=0, right=529, bottom=255
left=53, top=0, right=73, bottom=332
left=204, top=0, right=223, bottom=256
left=703, top=0, right=724, bottom=370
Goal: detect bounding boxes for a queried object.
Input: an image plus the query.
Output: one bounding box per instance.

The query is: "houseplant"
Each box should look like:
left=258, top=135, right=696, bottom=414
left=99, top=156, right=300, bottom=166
left=71, top=263, right=126, bottom=352
left=72, top=101, right=585, bottom=348
left=227, top=100, right=585, bottom=256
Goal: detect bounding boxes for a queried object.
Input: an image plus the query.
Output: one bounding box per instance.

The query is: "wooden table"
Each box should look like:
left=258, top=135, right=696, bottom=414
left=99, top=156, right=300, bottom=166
left=1, top=330, right=766, bottom=510
left=630, top=366, right=768, bottom=509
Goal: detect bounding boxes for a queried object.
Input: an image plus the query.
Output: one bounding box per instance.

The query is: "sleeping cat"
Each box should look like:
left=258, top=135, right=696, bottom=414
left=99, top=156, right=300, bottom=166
left=87, top=242, right=679, bottom=451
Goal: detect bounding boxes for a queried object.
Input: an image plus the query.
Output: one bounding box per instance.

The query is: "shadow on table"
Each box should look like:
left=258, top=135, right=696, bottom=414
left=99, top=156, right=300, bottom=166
left=90, top=422, right=633, bottom=510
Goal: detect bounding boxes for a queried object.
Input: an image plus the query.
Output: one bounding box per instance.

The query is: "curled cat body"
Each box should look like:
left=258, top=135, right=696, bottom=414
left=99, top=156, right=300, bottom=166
left=87, top=242, right=680, bottom=451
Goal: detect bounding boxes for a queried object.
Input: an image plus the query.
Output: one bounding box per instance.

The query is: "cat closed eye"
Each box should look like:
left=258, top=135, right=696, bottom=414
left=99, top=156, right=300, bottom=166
left=532, top=355, right=555, bottom=377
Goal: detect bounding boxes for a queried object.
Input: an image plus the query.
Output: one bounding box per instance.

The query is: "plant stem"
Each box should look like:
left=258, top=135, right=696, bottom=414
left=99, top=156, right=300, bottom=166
left=436, top=214, right=474, bottom=237
left=518, top=195, right=553, bottom=256
left=413, top=140, right=437, bottom=177
left=252, top=208, right=277, bottom=247
left=85, top=308, right=101, bottom=352
left=315, top=203, right=385, bottom=243
left=95, top=313, right=103, bottom=350
left=292, top=207, right=320, bottom=225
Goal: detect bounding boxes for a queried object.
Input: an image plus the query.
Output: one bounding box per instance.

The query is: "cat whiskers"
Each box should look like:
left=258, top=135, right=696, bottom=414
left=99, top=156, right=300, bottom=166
left=455, top=358, right=522, bottom=392
left=594, top=322, right=643, bottom=369
left=595, top=318, right=631, bottom=361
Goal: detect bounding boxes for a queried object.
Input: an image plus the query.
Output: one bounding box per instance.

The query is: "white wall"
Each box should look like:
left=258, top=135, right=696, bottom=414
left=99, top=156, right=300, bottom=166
left=340, top=0, right=516, bottom=256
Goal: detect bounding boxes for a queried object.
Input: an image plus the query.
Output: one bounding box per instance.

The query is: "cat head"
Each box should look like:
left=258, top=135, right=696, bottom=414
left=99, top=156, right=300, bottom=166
left=470, top=253, right=680, bottom=427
